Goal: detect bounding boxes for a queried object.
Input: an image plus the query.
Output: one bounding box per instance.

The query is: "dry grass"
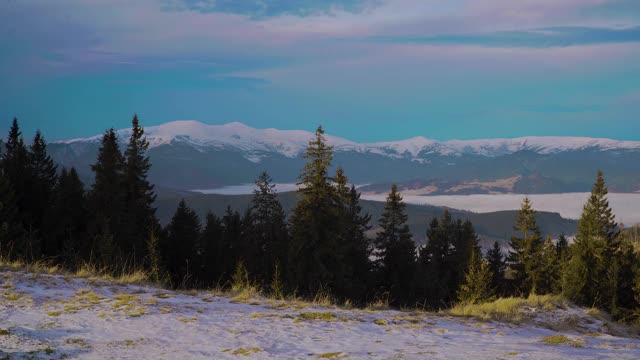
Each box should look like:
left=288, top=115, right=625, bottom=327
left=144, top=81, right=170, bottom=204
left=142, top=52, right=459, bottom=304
left=540, top=335, right=584, bottom=347
left=317, top=352, right=344, bottom=359
left=297, top=312, right=338, bottom=322
left=447, top=294, right=569, bottom=324
left=0, top=257, right=150, bottom=287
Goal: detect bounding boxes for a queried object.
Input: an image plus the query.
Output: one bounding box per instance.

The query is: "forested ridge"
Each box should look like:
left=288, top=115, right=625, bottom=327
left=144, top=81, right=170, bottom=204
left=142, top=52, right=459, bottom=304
left=1, top=117, right=639, bottom=319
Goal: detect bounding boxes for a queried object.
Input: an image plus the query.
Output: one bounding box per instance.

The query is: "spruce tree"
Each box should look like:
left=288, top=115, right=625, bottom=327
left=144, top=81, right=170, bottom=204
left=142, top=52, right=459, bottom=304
left=197, top=211, right=226, bottom=286
left=334, top=168, right=372, bottom=302
left=563, top=171, right=620, bottom=310
left=419, top=211, right=456, bottom=307
left=164, top=200, right=201, bottom=288
left=28, top=130, right=58, bottom=257
left=418, top=212, right=479, bottom=307
left=458, top=249, right=494, bottom=305
left=223, top=206, right=243, bottom=284
left=89, top=129, right=126, bottom=264
left=2, top=118, right=31, bottom=258
left=556, top=233, right=569, bottom=262
left=245, top=172, right=288, bottom=287
left=123, top=115, right=158, bottom=264
left=486, top=241, right=506, bottom=296
left=288, top=126, right=342, bottom=296
left=507, top=197, right=544, bottom=296
left=615, top=241, right=639, bottom=314
left=49, top=168, right=88, bottom=266
left=0, top=171, right=20, bottom=259
left=538, top=235, right=560, bottom=295
left=374, top=184, right=416, bottom=306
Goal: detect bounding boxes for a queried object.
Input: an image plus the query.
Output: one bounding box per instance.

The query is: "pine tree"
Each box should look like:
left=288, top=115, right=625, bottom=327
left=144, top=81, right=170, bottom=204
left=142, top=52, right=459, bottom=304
left=374, top=184, right=416, bottom=306
left=538, top=236, right=560, bottom=295
left=615, top=241, right=639, bottom=315
left=563, top=171, right=621, bottom=310
left=419, top=211, right=456, bottom=307
left=89, top=129, right=126, bottom=264
left=245, top=172, right=288, bottom=287
left=486, top=241, right=506, bottom=296
left=507, top=197, right=544, bottom=296
left=417, top=212, right=479, bottom=307
left=28, top=130, right=58, bottom=257
left=164, top=200, right=201, bottom=288
left=2, top=118, right=31, bottom=258
left=288, top=126, right=342, bottom=296
left=0, top=171, right=20, bottom=259
left=122, top=115, right=158, bottom=265
left=556, top=233, right=569, bottom=261
left=334, top=169, right=372, bottom=302
left=458, top=249, right=494, bottom=305
left=197, top=211, right=226, bottom=286
left=49, top=168, right=88, bottom=266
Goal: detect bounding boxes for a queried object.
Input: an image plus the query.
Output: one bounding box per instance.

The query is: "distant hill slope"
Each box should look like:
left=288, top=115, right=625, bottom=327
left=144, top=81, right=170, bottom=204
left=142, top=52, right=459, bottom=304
left=155, top=189, right=578, bottom=248
left=50, top=121, right=640, bottom=194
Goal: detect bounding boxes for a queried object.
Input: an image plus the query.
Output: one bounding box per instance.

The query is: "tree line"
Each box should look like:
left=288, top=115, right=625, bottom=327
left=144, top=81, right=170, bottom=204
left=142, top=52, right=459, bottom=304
left=1, top=118, right=639, bottom=318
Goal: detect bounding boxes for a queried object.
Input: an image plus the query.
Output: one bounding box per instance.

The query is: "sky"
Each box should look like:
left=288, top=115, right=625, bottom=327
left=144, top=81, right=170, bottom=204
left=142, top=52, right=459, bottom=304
left=1, top=0, right=640, bottom=142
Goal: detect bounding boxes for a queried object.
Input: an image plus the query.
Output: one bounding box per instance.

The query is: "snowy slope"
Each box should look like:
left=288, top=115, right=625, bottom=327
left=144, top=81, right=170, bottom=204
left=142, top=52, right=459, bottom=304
left=2, top=270, right=640, bottom=359
left=57, top=120, right=640, bottom=160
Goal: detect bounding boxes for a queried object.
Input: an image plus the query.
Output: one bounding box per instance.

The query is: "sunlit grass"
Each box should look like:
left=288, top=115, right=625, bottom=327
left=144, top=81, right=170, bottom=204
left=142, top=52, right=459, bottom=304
left=448, top=294, right=568, bottom=324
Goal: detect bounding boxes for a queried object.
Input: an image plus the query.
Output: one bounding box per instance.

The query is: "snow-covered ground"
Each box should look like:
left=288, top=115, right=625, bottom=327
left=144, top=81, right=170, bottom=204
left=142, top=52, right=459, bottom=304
left=1, top=271, right=639, bottom=359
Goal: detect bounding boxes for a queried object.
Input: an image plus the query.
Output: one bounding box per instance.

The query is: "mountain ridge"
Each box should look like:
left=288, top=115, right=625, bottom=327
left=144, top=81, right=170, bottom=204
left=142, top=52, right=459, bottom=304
left=56, top=120, right=640, bottom=161
left=48, top=120, right=640, bottom=193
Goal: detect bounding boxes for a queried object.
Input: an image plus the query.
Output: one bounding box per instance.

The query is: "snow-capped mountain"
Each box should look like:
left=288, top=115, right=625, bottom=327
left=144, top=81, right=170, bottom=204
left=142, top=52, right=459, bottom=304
left=50, top=120, right=640, bottom=193
left=59, top=120, right=640, bottom=161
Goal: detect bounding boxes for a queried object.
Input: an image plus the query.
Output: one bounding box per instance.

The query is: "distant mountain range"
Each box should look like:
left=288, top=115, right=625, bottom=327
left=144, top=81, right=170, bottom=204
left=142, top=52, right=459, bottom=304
left=49, top=120, right=640, bottom=194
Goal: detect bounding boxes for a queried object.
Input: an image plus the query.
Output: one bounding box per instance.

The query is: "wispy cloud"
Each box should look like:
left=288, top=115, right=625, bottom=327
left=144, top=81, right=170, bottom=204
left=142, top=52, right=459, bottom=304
left=163, top=0, right=376, bottom=18
left=368, top=26, right=640, bottom=48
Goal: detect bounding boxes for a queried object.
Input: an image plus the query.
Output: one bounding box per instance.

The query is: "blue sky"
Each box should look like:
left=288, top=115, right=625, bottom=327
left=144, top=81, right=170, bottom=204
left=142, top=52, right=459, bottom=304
left=1, top=0, right=640, bottom=142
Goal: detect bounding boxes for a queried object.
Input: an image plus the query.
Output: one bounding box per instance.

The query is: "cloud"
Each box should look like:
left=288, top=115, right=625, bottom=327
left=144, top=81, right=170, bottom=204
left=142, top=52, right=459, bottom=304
left=367, top=26, right=640, bottom=48
left=163, top=0, right=376, bottom=18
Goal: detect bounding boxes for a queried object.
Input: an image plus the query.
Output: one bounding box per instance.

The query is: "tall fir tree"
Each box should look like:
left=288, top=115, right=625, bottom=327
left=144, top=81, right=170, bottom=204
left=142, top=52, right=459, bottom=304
left=245, top=172, right=288, bottom=287
left=538, top=235, right=560, bottom=295
left=2, top=118, right=31, bottom=258
left=419, top=211, right=456, bottom=307
left=89, top=129, right=126, bottom=265
left=507, top=197, right=544, bottom=296
left=0, top=169, right=20, bottom=258
left=122, top=115, right=158, bottom=265
left=164, top=200, right=201, bottom=288
left=334, top=168, right=372, bottom=302
left=49, top=168, right=88, bottom=266
left=288, top=126, right=342, bottom=295
left=28, top=130, right=58, bottom=257
left=196, top=211, right=226, bottom=286
left=223, top=206, right=244, bottom=283
left=486, top=241, right=506, bottom=296
left=563, top=171, right=621, bottom=310
left=374, top=184, right=416, bottom=306
left=418, top=212, right=480, bottom=308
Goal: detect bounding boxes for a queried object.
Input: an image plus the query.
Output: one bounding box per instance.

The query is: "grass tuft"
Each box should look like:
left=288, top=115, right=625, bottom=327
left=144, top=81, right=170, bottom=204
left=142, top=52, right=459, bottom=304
left=297, top=312, right=338, bottom=322
left=448, top=294, right=568, bottom=324
left=317, top=352, right=344, bottom=359
left=231, top=347, right=263, bottom=356
left=374, top=319, right=388, bottom=326
left=540, top=335, right=583, bottom=347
